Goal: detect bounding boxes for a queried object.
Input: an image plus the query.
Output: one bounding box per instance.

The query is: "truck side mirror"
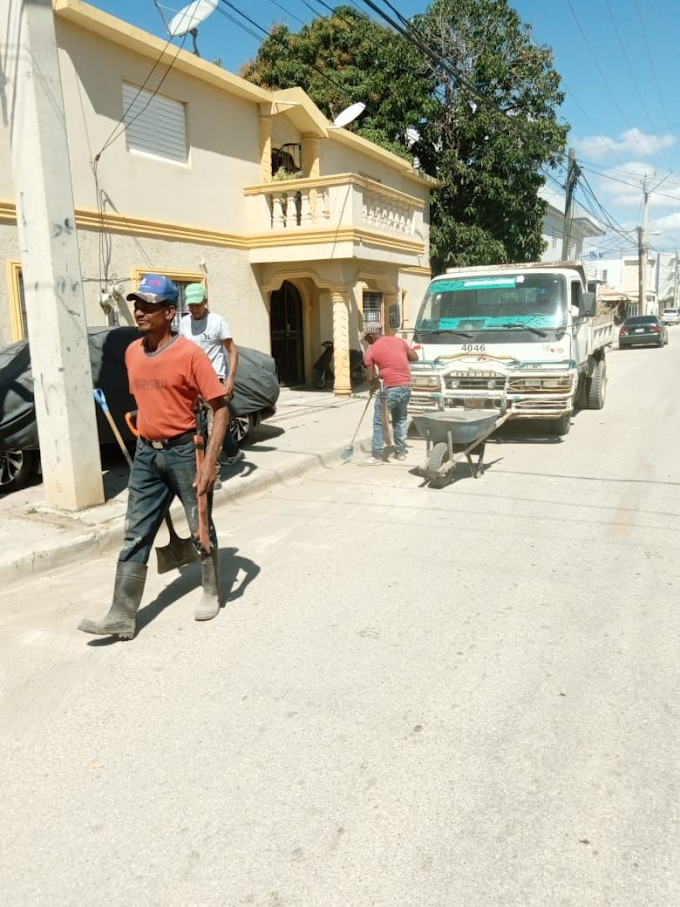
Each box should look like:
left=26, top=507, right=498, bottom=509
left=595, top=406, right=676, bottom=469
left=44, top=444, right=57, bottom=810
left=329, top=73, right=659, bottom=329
left=580, top=292, right=596, bottom=318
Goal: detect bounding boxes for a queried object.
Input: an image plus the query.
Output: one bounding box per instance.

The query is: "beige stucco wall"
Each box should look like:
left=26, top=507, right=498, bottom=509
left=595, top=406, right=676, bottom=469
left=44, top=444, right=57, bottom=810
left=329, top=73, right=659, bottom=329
left=0, top=221, right=268, bottom=349
left=54, top=19, right=261, bottom=231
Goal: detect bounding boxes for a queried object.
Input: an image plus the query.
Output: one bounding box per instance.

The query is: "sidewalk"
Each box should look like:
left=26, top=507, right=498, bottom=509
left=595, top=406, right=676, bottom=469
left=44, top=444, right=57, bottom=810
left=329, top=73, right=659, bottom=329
left=0, top=388, right=374, bottom=586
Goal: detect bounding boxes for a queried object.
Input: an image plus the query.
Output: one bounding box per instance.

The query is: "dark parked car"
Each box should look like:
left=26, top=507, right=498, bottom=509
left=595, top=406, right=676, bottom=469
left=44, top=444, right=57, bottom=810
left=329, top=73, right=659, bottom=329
left=0, top=326, right=279, bottom=493
left=618, top=315, right=668, bottom=349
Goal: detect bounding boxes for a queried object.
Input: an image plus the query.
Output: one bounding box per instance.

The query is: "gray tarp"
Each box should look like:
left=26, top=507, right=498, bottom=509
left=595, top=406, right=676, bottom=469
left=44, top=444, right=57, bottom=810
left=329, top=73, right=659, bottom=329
left=0, top=327, right=279, bottom=451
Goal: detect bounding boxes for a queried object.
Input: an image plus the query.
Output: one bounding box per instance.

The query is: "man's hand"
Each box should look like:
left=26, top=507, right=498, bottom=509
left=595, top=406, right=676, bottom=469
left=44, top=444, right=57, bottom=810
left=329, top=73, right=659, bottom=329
left=368, top=377, right=380, bottom=393
left=193, top=454, right=216, bottom=497
left=223, top=377, right=235, bottom=400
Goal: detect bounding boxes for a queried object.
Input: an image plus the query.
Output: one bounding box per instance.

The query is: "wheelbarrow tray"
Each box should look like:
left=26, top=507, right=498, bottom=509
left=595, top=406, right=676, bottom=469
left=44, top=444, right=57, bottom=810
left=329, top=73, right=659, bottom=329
left=413, top=409, right=499, bottom=446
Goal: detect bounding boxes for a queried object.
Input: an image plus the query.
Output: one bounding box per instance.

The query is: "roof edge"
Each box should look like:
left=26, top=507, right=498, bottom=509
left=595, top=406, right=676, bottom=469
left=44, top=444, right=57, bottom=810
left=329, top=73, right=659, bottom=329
left=53, top=0, right=273, bottom=105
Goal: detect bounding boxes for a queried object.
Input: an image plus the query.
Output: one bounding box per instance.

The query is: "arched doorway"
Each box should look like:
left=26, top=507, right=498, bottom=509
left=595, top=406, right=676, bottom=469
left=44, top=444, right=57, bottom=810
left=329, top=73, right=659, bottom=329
left=269, top=281, right=305, bottom=386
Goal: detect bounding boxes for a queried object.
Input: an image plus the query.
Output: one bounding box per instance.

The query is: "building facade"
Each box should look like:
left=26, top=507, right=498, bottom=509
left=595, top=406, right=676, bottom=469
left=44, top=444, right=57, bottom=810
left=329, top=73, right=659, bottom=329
left=0, top=0, right=434, bottom=394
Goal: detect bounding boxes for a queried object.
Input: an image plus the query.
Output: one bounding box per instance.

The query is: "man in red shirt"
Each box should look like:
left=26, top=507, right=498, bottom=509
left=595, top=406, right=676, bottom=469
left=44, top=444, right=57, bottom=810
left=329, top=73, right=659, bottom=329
left=78, top=274, right=228, bottom=640
left=360, top=325, right=418, bottom=465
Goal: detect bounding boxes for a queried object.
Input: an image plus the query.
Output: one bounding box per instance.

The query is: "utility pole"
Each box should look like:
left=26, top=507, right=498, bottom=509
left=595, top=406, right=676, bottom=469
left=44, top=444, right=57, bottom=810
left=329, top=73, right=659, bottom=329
left=561, top=147, right=580, bottom=260
left=638, top=173, right=650, bottom=315
left=0, top=0, right=104, bottom=509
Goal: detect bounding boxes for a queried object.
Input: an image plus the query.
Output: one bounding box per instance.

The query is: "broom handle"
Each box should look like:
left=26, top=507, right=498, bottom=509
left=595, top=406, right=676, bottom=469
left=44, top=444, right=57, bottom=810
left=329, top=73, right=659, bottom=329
left=349, top=393, right=374, bottom=447
left=94, top=388, right=133, bottom=468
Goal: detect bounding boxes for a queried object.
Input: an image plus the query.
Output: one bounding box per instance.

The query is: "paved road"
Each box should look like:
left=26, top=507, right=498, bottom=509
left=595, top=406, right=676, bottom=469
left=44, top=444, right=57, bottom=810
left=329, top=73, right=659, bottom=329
left=2, top=339, right=679, bottom=906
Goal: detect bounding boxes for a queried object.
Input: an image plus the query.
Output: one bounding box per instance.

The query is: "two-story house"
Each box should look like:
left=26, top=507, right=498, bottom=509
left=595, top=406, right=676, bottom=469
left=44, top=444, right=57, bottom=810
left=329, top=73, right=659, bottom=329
left=0, top=0, right=434, bottom=394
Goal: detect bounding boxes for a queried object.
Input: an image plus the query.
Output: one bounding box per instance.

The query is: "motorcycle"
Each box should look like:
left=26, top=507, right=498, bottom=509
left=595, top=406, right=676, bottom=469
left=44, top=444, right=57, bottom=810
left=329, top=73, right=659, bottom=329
left=313, top=340, right=365, bottom=389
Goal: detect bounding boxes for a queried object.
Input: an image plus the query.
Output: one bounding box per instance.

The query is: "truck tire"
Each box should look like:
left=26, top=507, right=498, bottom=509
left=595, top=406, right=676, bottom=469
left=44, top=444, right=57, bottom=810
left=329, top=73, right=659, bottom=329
left=549, top=413, right=571, bottom=436
left=586, top=359, right=606, bottom=410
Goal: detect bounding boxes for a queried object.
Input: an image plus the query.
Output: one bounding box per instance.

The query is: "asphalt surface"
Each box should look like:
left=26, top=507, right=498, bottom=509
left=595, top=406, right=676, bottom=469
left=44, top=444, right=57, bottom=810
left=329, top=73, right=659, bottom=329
left=2, top=338, right=679, bottom=906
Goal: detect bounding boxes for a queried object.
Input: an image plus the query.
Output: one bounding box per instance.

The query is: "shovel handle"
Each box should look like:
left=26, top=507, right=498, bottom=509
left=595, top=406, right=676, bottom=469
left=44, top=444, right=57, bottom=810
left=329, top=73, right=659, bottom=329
left=93, top=388, right=134, bottom=469
left=194, top=411, right=211, bottom=554
left=125, top=410, right=140, bottom=437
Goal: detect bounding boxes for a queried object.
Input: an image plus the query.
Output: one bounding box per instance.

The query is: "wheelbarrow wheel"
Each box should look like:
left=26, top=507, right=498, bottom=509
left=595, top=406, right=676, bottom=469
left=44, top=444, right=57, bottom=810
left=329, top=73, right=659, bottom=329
left=426, top=442, right=450, bottom=488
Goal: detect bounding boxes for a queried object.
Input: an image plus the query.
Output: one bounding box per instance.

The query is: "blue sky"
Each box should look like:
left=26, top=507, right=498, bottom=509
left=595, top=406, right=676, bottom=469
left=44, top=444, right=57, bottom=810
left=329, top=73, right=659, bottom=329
left=90, top=0, right=680, bottom=255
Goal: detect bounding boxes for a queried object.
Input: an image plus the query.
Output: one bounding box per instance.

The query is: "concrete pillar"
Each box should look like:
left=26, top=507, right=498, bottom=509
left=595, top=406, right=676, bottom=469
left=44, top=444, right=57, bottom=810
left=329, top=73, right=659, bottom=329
left=259, top=115, right=272, bottom=182
left=301, top=133, right=320, bottom=219
left=331, top=290, right=352, bottom=396
left=0, top=0, right=104, bottom=509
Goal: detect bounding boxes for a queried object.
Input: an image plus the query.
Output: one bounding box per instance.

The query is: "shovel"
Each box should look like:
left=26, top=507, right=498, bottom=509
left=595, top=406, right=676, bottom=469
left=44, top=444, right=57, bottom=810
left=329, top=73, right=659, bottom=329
left=93, top=389, right=198, bottom=574
left=340, top=393, right=374, bottom=460
left=193, top=406, right=211, bottom=555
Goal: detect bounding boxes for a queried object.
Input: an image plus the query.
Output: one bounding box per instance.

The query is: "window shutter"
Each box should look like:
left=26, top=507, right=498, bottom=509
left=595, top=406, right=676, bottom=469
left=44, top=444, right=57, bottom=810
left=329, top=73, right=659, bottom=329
left=122, top=83, right=187, bottom=164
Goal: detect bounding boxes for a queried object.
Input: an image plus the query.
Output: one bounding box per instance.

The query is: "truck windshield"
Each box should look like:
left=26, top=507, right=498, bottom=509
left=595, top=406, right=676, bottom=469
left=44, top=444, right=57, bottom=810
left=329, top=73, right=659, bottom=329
left=415, top=274, right=567, bottom=339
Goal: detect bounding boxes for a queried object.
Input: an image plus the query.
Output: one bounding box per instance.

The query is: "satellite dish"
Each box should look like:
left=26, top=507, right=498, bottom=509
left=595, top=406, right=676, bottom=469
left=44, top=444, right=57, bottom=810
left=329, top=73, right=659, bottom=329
left=333, top=102, right=366, bottom=129
left=167, top=0, right=217, bottom=38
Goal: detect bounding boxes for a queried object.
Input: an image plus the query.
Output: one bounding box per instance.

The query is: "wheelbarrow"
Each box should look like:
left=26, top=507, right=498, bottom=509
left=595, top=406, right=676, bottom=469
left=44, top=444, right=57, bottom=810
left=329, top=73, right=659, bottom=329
left=412, top=408, right=510, bottom=488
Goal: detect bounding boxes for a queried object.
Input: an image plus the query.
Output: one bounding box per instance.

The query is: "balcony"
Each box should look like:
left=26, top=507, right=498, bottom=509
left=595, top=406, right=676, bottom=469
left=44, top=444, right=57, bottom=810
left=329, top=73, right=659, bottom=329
left=243, top=173, right=428, bottom=266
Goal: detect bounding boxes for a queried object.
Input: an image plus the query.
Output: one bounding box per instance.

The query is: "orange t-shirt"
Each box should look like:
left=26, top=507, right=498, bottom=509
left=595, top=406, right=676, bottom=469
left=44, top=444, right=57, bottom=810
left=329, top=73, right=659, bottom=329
left=125, top=335, right=224, bottom=439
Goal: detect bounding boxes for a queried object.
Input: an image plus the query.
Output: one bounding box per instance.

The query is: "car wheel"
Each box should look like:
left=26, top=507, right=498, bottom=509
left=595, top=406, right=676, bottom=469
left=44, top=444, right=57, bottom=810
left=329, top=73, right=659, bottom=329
left=0, top=449, right=37, bottom=493
left=229, top=413, right=259, bottom=446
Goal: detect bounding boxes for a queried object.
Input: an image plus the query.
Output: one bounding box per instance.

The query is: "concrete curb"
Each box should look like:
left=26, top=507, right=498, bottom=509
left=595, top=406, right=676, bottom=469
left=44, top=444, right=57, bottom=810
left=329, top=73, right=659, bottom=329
left=1, top=432, right=372, bottom=588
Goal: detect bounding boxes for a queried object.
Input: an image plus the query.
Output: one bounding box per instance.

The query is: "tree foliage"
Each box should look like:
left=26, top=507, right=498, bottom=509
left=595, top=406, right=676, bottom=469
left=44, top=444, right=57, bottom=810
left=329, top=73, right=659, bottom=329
left=240, top=1, right=568, bottom=271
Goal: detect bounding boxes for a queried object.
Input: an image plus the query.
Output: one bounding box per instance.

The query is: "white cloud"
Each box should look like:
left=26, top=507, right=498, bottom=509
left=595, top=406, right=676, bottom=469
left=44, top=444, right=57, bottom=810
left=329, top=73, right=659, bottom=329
left=574, top=128, right=676, bottom=162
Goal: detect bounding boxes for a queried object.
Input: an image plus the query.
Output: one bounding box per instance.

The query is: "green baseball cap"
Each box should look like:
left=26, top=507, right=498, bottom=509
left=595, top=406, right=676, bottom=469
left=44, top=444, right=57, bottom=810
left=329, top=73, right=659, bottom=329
left=185, top=283, right=206, bottom=305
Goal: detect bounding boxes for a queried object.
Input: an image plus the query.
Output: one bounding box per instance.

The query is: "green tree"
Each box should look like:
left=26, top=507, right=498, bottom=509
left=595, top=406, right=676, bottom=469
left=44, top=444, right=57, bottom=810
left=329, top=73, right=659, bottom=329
left=415, top=0, right=567, bottom=268
left=241, top=1, right=567, bottom=271
left=240, top=8, right=435, bottom=159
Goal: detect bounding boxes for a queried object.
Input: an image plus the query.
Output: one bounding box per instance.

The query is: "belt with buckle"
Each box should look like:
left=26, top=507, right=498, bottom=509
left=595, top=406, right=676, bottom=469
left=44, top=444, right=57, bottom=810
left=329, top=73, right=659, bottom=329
left=141, top=430, right=194, bottom=450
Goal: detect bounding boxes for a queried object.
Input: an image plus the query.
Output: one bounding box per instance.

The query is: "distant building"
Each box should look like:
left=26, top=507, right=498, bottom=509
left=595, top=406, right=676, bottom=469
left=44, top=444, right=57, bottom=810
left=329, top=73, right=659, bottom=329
left=538, top=185, right=605, bottom=262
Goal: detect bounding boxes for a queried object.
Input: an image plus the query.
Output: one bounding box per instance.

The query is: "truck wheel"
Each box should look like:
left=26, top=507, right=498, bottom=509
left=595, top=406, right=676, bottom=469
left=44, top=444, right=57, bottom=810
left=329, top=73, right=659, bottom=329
left=549, top=413, right=571, bottom=436
left=586, top=359, right=606, bottom=410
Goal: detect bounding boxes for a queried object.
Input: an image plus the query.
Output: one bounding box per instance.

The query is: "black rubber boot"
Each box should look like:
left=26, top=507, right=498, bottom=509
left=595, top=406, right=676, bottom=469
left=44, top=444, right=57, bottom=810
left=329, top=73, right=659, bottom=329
left=195, top=547, right=220, bottom=621
left=78, top=561, right=147, bottom=640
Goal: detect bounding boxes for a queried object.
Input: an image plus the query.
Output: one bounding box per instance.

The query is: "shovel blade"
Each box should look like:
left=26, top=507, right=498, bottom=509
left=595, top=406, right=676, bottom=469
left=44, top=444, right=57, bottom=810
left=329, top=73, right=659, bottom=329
left=155, top=516, right=199, bottom=574
left=340, top=446, right=354, bottom=460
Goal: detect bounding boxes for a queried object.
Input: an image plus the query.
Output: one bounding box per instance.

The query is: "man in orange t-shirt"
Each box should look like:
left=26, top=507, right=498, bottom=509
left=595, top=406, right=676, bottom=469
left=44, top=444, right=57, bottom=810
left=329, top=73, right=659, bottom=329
left=78, top=274, right=227, bottom=640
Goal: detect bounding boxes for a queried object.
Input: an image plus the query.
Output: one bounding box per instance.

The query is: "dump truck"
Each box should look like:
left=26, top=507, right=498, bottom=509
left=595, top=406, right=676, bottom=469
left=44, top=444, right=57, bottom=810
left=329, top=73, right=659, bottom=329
left=408, top=261, right=614, bottom=435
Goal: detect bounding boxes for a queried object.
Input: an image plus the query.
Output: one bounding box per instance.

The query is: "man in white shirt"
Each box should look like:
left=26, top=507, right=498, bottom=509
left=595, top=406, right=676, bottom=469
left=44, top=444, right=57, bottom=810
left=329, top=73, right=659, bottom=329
left=179, top=284, right=243, bottom=481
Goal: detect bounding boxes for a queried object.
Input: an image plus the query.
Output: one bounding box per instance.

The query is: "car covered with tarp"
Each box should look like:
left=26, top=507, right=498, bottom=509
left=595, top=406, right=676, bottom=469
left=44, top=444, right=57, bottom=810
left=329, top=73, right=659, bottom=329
left=0, top=326, right=279, bottom=492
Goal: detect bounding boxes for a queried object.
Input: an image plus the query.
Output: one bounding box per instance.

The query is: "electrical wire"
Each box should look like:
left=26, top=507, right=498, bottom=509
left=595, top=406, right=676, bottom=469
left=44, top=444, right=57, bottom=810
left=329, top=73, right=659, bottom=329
left=603, top=0, right=674, bottom=173
left=565, top=0, right=660, bottom=169
left=634, top=0, right=671, bottom=130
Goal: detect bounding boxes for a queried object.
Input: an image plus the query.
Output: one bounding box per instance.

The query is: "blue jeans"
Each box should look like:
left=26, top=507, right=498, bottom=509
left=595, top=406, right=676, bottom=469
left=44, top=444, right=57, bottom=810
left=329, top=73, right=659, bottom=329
left=372, top=385, right=411, bottom=457
left=120, top=437, right=217, bottom=565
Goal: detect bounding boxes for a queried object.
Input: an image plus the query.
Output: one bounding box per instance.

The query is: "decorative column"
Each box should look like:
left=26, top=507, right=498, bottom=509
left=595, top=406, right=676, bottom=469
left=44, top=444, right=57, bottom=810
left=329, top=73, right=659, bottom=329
left=259, top=115, right=273, bottom=182
left=301, top=133, right=320, bottom=221
left=331, top=290, right=352, bottom=396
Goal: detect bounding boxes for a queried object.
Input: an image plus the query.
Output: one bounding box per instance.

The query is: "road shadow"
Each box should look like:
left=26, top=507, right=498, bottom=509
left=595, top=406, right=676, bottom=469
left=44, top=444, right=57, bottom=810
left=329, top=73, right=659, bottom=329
left=86, top=546, right=260, bottom=644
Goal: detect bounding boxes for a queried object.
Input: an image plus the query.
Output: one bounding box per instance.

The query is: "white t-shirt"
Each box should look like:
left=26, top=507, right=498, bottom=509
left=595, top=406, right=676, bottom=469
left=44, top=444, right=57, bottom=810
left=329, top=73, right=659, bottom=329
left=179, top=310, right=232, bottom=379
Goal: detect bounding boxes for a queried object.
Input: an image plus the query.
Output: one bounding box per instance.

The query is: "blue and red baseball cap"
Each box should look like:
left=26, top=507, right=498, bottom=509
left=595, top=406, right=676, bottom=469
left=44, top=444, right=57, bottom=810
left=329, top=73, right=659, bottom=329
left=127, top=274, right=178, bottom=306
